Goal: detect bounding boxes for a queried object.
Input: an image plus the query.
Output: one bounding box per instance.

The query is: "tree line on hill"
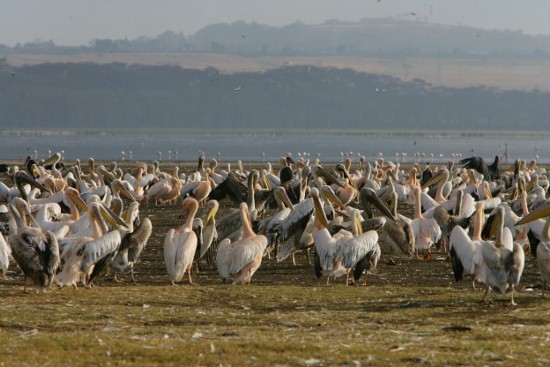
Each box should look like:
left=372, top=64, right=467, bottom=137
left=2, top=19, right=550, bottom=59
left=0, top=61, right=548, bottom=131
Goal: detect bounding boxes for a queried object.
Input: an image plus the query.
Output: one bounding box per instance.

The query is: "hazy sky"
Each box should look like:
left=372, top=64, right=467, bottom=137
left=2, top=0, right=550, bottom=46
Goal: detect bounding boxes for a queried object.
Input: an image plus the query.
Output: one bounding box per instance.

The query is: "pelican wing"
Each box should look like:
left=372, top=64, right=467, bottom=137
left=10, top=227, right=60, bottom=287
left=449, top=226, right=477, bottom=277
left=313, top=228, right=340, bottom=271
left=216, top=238, right=233, bottom=279
left=270, top=199, right=313, bottom=243
left=164, top=229, right=198, bottom=282
left=506, top=243, right=525, bottom=286
left=384, top=220, right=415, bottom=258
left=501, top=228, right=514, bottom=251
left=125, top=217, right=153, bottom=263
left=339, top=231, right=379, bottom=268
left=42, top=231, right=60, bottom=281
left=80, top=230, right=121, bottom=272
left=353, top=245, right=381, bottom=282
left=481, top=243, right=510, bottom=293
left=536, top=242, right=550, bottom=282
left=57, top=238, right=90, bottom=286
left=0, top=235, right=11, bottom=274
left=208, top=172, right=246, bottom=205
left=227, top=236, right=267, bottom=276
left=411, top=217, right=442, bottom=249
left=146, top=180, right=172, bottom=201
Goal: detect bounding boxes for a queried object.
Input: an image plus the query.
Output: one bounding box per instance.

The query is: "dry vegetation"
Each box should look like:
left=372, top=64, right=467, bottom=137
left=6, top=53, right=550, bottom=91
left=0, top=161, right=549, bottom=366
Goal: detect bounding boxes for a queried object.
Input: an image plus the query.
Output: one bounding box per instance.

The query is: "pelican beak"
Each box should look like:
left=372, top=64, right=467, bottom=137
left=315, top=165, right=344, bottom=188
left=286, top=156, right=295, bottom=167
left=275, top=187, right=294, bottom=211
left=30, top=164, right=41, bottom=179
left=98, top=166, right=115, bottom=184
left=99, top=203, right=129, bottom=230
left=518, top=178, right=526, bottom=194
left=312, top=190, right=328, bottom=229
left=526, top=178, right=535, bottom=192
left=515, top=201, right=550, bottom=226
left=361, top=188, right=397, bottom=222
left=14, top=172, right=48, bottom=202
left=337, top=165, right=351, bottom=180
left=321, top=186, right=346, bottom=210
left=205, top=201, right=219, bottom=226
left=112, top=180, right=136, bottom=202
left=421, top=170, right=445, bottom=190
left=262, top=171, right=272, bottom=191
left=468, top=170, right=478, bottom=186
left=483, top=183, right=493, bottom=199
left=42, top=152, right=61, bottom=167
left=67, top=188, right=88, bottom=212
left=355, top=213, right=363, bottom=236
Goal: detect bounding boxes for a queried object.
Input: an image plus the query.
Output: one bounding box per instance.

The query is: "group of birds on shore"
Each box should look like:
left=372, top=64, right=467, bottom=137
left=0, top=152, right=549, bottom=305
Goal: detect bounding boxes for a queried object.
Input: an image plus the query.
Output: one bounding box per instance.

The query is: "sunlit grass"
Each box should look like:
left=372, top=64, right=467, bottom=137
left=0, top=161, right=549, bottom=366
left=0, top=267, right=548, bottom=366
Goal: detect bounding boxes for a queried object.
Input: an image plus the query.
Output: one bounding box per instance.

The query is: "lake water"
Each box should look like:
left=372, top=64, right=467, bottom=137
left=1, top=129, right=548, bottom=165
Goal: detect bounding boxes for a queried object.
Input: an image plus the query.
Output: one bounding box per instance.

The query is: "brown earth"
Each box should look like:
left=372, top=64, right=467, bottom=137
left=0, top=160, right=542, bottom=292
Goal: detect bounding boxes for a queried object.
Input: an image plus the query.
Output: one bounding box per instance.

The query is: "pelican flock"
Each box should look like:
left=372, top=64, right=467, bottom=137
left=0, top=151, right=548, bottom=305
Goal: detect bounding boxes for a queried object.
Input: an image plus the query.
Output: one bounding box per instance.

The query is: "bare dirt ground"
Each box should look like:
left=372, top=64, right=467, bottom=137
left=0, top=160, right=548, bottom=366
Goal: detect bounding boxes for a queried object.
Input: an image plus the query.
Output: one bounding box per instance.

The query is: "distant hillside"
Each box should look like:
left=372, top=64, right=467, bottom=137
left=1, top=61, right=548, bottom=131
left=2, top=18, right=550, bottom=91
left=4, top=18, right=550, bottom=58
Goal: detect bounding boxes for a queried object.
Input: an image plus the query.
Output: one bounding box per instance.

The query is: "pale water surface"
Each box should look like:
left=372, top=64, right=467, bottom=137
left=1, top=129, right=548, bottom=164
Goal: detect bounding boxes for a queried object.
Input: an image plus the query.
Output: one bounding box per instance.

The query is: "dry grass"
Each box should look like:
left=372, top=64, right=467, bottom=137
left=0, top=161, right=549, bottom=366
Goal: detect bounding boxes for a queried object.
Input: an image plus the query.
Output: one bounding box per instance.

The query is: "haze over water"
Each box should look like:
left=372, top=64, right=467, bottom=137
left=1, top=129, right=547, bottom=165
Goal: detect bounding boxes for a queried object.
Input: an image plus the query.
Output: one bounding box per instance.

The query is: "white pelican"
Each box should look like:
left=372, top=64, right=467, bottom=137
left=190, top=168, right=212, bottom=207
left=311, top=187, right=351, bottom=284
left=515, top=201, right=550, bottom=297
left=253, top=187, right=294, bottom=254
left=33, top=187, right=88, bottom=239
left=209, top=159, right=226, bottom=186
left=146, top=173, right=182, bottom=205
left=56, top=200, right=125, bottom=287
left=110, top=201, right=153, bottom=281
left=384, top=191, right=415, bottom=258
left=410, top=187, right=441, bottom=259
left=479, top=207, right=524, bottom=305
left=0, top=171, right=47, bottom=205
left=432, top=190, right=472, bottom=253
left=196, top=199, right=220, bottom=263
left=420, top=168, right=476, bottom=219
left=8, top=198, right=60, bottom=292
left=216, top=202, right=268, bottom=285
left=337, top=206, right=381, bottom=286
left=449, top=201, right=486, bottom=289
left=272, top=184, right=345, bottom=265
left=0, top=230, right=11, bottom=276
left=453, top=204, right=523, bottom=304
left=164, top=197, right=199, bottom=285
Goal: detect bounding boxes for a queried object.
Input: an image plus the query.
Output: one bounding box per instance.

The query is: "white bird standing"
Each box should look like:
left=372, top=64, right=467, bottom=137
left=8, top=198, right=60, bottom=292
left=448, top=201, right=486, bottom=289
left=515, top=201, right=550, bottom=298
left=478, top=206, right=524, bottom=305
left=410, top=187, right=442, bottom=259
left=164, top=197, right=199, bottom=285
left=56, top=201, right=125, bottom=287
left=216, top=202, right=268, bottom=284
left=338, top=206, right=381, bottom=286
left=110, top=201, right=153, bottom=281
